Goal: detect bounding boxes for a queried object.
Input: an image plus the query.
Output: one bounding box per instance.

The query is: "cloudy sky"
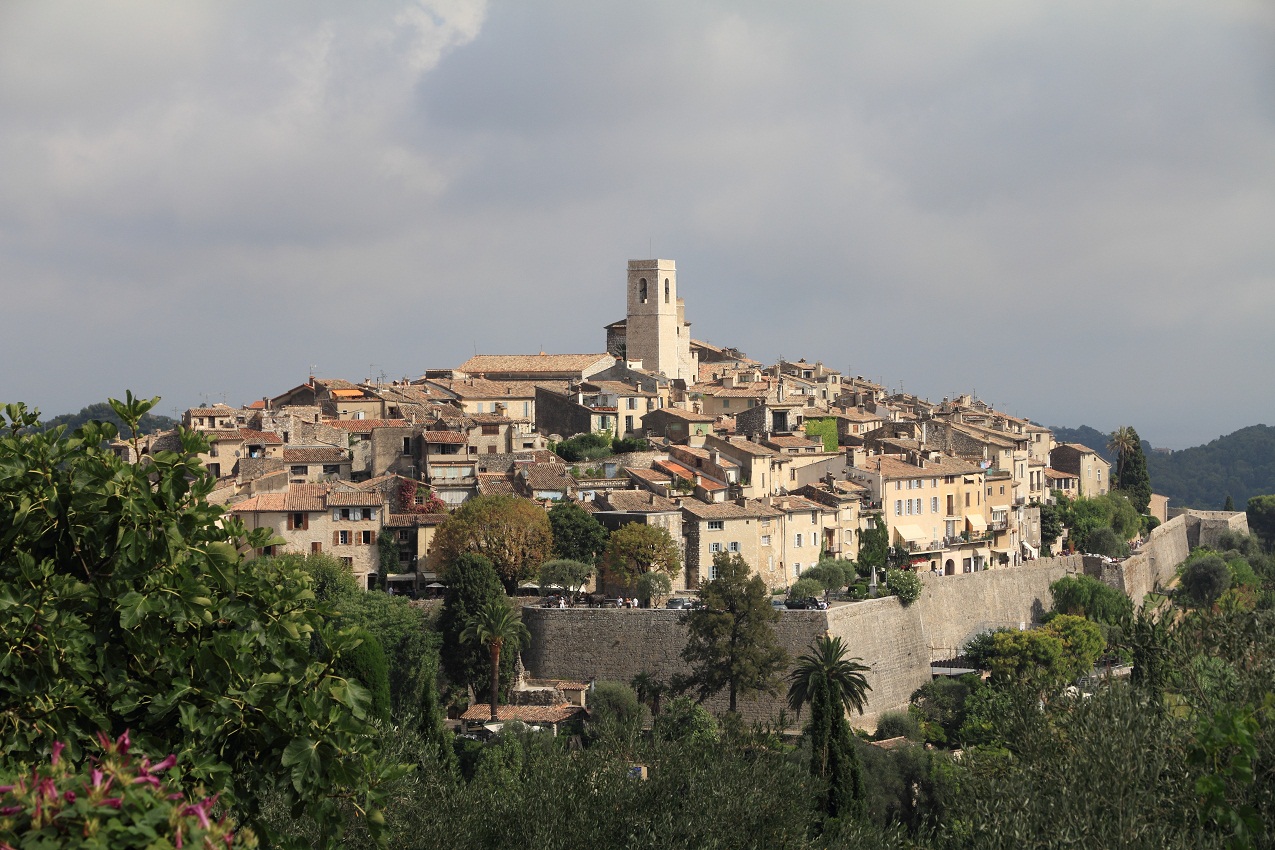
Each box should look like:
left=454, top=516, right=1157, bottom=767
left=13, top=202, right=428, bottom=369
left=2, top=1, right=1272, bottom=448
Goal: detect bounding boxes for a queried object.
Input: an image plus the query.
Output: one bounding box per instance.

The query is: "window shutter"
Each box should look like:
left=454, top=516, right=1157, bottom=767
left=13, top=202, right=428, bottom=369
left=333, top=531, right=340, bottom=546
left=369, top=530, right=377, bottom=544
left=302, top=513, right=309, bottom=531
left=287, top=514, right=294, bottom=530
left=355, top=533, right=362, bottom=545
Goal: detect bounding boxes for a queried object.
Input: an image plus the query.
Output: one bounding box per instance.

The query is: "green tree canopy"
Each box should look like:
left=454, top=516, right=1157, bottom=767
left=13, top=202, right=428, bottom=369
left=857, top=520, right=889, bottom=576
left=538, top=558, right=594, bottom=598
left=1113, top=426, right=1152, bottom=514
left=1049, top=574, right=1133, bottom=626
left=1247, top=494, right=1275, bottom=550
left=1179, top=554, right=1232, bottom=608
left=437, top=553, right=513, bottom=701
left=681, top=552, right=787, bottom=713
left=547, top=500, right=609, bottom=564
left=434, top=495, right=553, bottom=593
left=601, top=522, right=681, bottom=587
left=0, top=398, right=390, bottom=844
left=785, top=635, right=870, bottom=821
left=461, top=599, right=531, bottom=722
left=635, top=570, right=673, bottom=606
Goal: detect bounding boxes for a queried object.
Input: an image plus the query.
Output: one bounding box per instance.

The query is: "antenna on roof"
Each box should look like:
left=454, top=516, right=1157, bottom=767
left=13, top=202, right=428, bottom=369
left=309, top=364, right=319, bottom=380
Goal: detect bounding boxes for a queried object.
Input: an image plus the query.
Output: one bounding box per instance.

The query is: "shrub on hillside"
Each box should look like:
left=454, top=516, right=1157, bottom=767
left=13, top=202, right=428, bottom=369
left=885, top=569, right=922, bottom=605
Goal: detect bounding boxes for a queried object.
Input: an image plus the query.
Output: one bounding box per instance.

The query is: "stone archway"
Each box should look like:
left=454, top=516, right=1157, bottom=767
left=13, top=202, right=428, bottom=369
left=945, top=559, right=955, bottom=576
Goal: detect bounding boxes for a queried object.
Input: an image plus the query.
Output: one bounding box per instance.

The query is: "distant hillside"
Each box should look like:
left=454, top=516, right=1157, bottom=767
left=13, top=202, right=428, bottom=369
left=42, top=403, right=177, bottom=437
left=1049, top=423, right=1275, bottom=510
left=1048, top=425, right=1118, bottom=462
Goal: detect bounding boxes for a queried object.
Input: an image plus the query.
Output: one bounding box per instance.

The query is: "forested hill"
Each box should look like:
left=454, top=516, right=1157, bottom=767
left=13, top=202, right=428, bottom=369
left=1050, top=423, right=1275, bottom=510
left=41, top=402, right=178, bottom=437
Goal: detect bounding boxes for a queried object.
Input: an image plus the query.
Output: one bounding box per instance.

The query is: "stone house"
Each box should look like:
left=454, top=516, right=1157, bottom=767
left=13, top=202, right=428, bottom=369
left=1048, top=444, right=1110, bottom=498
left=680, top=498, right=785, bottom=590
left=229, top=482, right=386, bottom=589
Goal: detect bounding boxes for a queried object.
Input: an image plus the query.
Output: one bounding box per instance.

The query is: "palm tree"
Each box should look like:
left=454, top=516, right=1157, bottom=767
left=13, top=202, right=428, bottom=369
left=630, top=671, right=666, bottom=717
left=1108, top=426, right=1137, bottom=483
left=461, top=599, right=531, bottom=722
left=786, top=634, right=871, bottom=722
left=786, top=635, right=871, bottom=820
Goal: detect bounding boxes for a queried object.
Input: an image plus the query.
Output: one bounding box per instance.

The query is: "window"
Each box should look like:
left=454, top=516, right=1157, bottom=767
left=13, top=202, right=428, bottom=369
left=905, top=500, right=912, bottom=516
left=811, top=511, right=818, bottom=523
left=906, top=479, right=913, bottom=490
left=398, top=529, right=410, bottom=542
left=895, top=500, right=902, bottom=516
left=722, top=399, right=730, bottom=409
left=338, top=530, right=350, bottom=545
left=403, top=437, right=412, bottom=454
left=481, top=424, right=499, bottom=436
left=987, top=487, right=992, bottom=496
left=291, top=465, right=307, bottom=476
left=627, top=397, right=637, bottom=410
left=931, top=496, right=938, bottom=513
left=895, top=481, right=901, bottom=491
left=664, top=278, right=670, bottom=303
left=708, top=520, right=724, bottom=530
left=729, top=541, right=740, bottom=553
left=639, top=278, right=648, bottom=303
left=965, top=493, right=970, bottom=508
left=338, top=508, right=351, bottom=521
left=311, top=542, right=322, bottom=553
left=710, top=562, right=719, bottom=581
left=761, top=535, right=772, bottom=546
left=793, top=563, right=801, bottom=577
left=289, top=512, right=307, bottom=530
left=360, top=530, right=374, bottom=545
left=710, top=542, right=722, bottom=553
left=999, top=485, right=1005, bottom=495
left=795, top=533, right=803, bottom=547
left=261, top=545, right=275, bottom=557
left=341, top=557, right=353, bottom=567
left=323, top=464, right=339, bottom=474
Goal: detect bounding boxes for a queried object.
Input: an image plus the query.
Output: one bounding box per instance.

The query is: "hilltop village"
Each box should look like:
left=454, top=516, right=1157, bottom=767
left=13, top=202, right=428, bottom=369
left=119, top=258, right=1126, bottom=596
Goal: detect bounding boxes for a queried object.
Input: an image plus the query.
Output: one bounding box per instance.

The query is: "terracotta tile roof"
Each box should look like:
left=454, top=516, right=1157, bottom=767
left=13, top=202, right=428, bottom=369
left=829, top=407, right=884, bottom=422
left=460, top=704, right=587, bottom=724
left=477, top=473, right=517, bottom=496
left=1044, top=468, right=1078, bottom=480
left=519, top=464, right=576, bottom=492
left=649, top=408, right=716, bottom=422
left=206, top=428, right=283, bottom=444
left=600, top=490, right=680, bottom=512
left=1058, top=442, right=1101, bottom=455
left=283, top=484, right=328, bottom=512
left=423, top=378, right=569, bottom=399
left=230, top=494, right=285, bottom=513
left=282, top=447, right=349, bottom=463
left=768, top=495, right=826, bottom=513
left=582, top=380, right=659, bottom=397
left=626, top=467, right=673, bottom=484
left=325, top=488, right=383, bottom=507
left=246, top=400, right=266, bottom=409
left=312, top=378, right=359, bottom=390
left=468, top=413, right=513, bottom=424
left=423, top=430, right=468, bottom=444
left=458, top=353, right=612, bottom=375
left=325, top=419, right=401, bottom=432
left=188, top=405, right=235, bottom=417
left=680, top=499, right=782, bottom=520
left=383, top=512, right=449, bottom=527
left=716, top=437, right=775, bottom=457
left=859, top=454, right=983, bottom=479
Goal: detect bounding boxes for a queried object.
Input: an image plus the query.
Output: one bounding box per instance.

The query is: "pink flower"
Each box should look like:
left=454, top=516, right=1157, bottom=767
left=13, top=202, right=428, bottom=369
left=0, top=806, right=21, bottom=816
left=150, top=754, right=177, bottom=773
left=0, top=785, right=14, bottom=794
left=51, top=741, right=66, bottom=767
left=63, top=790, right=76, bottom=803
left=100, top=797, right=123, bottom=810
left=133, top=774, right=161, bottom=789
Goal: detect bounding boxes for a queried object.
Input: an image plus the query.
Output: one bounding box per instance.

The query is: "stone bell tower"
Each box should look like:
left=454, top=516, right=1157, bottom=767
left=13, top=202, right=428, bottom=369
left=626, top=259, right=694, bottom=381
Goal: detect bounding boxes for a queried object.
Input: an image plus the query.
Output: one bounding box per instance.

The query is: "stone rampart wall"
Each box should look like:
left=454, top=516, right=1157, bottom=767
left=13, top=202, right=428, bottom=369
left=523, top=517, right=1208, bottom=729
left=914, top=555, right=1085, bottom=660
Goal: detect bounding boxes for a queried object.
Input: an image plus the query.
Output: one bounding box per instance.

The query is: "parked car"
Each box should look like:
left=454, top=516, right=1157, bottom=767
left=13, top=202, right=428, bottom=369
left=770, top=597, right=787, bottom=611
left=666, top=597, right=693, bottom=610
left=785, top=597, right=813, bottom=610
left=806, top=597, right=829, bottom=610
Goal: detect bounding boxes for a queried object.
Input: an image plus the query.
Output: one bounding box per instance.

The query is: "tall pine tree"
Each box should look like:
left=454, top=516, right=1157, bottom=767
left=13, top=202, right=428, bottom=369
left=1115, top=426, right=1152, bottom=514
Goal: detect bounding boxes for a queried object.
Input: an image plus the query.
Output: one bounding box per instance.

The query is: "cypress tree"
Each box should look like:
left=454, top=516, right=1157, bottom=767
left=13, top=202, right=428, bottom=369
left=437, top=553, right=514, bottom=701
left=1116, top=427, right=1152, bottom=514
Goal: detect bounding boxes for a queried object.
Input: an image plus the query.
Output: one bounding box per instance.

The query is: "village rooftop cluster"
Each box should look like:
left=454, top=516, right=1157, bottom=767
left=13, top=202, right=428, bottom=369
left=119, top=259, right=1125, bottom=596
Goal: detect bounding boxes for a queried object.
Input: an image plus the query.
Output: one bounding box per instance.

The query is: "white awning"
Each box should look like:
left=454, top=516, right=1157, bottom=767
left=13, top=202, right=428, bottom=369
left=966, top=514, right=987, bottom=532
left=893, top=524, right=926, bottom=544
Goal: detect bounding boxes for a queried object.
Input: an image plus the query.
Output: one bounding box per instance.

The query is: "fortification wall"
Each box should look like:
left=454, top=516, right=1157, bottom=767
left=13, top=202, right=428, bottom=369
left=523, top=518, right=1203, bottom=729
left=522, top=597, right=930, bottom=729
left=914, top=555, right=1085, bottom=660
left=1188, top=510, right=1251, bottom=549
